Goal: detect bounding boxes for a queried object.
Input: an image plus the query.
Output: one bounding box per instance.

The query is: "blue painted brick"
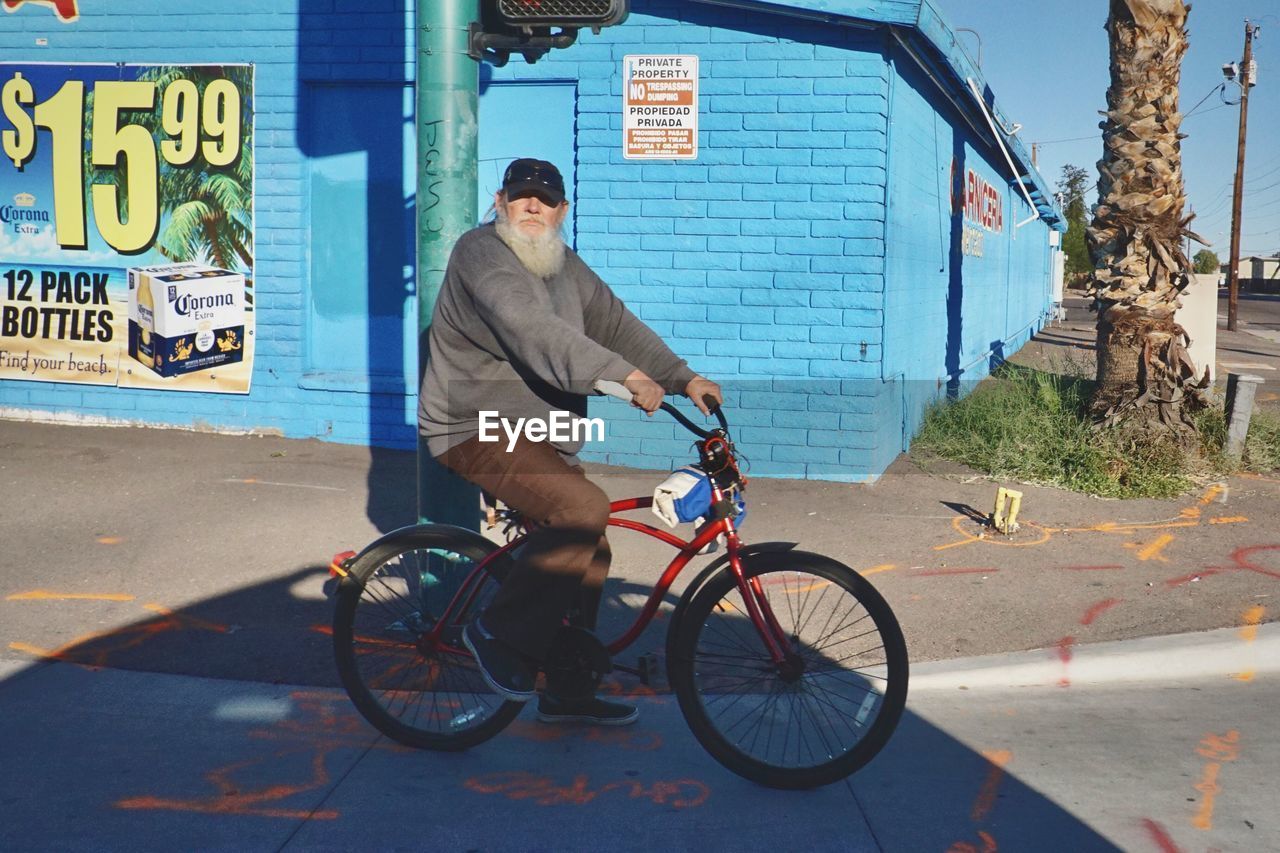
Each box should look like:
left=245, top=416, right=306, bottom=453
left=641, top=234, right=707, bottom=252
left=776, top=201, right=842, bottom=220
left=777, top=131, right=845, bottom=149
left=711, top=236, right=775, bottom=253
left=744, top=78, right=813, bottom=96
left=709, top=131, right=777, bottom=149
left=610, top=250, right=672, bottom=268
left=742, top=289, right=808, bottom=307
left=776, top=237, right=842, bottom=256
left=774, top=445, right=839, bottom=464
left=813, top=148, right=885, bottom=167
left=778, top=95, right=848, bottom=113
left=601, top=217, right=672, bottom=235
left=641, top=199, right=708, bottom=218
left=742, top=426, right=808, bottom=445
left=710, top=95, right=778, bottom=113
left=708, top=270, right=774, bottom=287
left=676, top=219, right=741, bottom=236
left=743, top=219, right=807, bottom=237
left=712, top=60, right=777, bottom=78
left=844, top=239, right=886, bottom=256
left=843, top=274, right=884, bottom=291
left=814, top=290, right=885, bottom=311
left=609, top=183, right=676, bottom=199
left=745, top=41, right=815, bottom=60
left=742, top=460, right=808, bottom=478
left=775, top=272, right=841, bottom=290
left=774, top=341, right=842, bottom=359
left=812, top=256, right=881, bottom=274
left=809, top=360, right=879, bottom=379
left=739, top=390, right=809, bottom=411
left=775, top=307, right=842, bottom=326
left=674, top=252, right=738, bottom=270
left=743, top=148, right=811, bottom=166
left=742, top=113, right=812, bottom=131
left=707, top=305, right=761, bottom=324
left=640, top=268, right=707, bottom=286
left=708, top=340, right=769, bottom=358
left=708, top=167, right=776, bottom=186
left=741, top=254, right=808, bottom=273
left=742, top=184, right=809, bottom=202
left=676, top=184, right=743, bottom=201
left=743, top=325, right=808, bottom=342
left=777, top=166, right=845, bottom=185
left=684, top=287, right=744, bottom=305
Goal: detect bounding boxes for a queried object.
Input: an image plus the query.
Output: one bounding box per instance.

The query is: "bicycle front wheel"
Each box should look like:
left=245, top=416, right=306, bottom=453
left=333, top=525, right=523, bottom=751
left=668, top=551, right=908, bottom=789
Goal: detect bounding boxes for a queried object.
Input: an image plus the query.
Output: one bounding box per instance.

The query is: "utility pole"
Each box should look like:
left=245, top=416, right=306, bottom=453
left=1226, top=20, right=1259, bottom=332
left=417, top=0, right=481, bottom=527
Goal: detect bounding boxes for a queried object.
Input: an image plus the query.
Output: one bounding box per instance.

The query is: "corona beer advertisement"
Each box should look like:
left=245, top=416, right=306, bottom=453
left=0, top=63, right=254, bottom=393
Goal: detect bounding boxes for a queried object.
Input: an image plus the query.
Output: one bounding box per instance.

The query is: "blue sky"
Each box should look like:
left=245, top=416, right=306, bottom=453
left=942, top=0, right=1280, bottom=259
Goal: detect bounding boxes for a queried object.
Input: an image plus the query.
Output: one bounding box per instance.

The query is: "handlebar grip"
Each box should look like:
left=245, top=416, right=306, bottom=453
left=593, top=379, right=633, bottom=402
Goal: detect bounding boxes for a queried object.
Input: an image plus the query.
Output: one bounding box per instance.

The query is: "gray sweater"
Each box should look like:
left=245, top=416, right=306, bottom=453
left=419, top=224, right=697, bottom=459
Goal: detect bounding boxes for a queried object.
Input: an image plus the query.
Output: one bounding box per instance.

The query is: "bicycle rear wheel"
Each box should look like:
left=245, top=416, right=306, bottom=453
left=667, top=551, right=907, bottom=789
left=333, top=525, right=523, bottom=750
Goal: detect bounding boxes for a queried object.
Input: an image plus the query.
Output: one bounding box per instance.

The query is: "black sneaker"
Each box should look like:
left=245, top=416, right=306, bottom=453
left=536, top=694, right=639, bottom=726
left=462, top=620, right=535, bottom=703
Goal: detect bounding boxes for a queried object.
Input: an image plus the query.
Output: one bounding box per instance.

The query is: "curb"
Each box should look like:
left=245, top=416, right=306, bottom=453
left=907, top=622, right=1279, bottom=692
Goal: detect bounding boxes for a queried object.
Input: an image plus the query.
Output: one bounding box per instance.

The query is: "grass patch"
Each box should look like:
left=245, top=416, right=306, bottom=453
left=912, top=364, right=1280, bottom=498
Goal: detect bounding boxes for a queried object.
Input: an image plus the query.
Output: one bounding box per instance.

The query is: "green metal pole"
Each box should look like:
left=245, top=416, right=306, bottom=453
left=417, top=0, right=480, bottom=528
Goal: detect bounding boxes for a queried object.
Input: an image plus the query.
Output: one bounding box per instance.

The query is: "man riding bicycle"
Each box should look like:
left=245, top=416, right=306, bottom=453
left=418, top=158, right=722, bottom=725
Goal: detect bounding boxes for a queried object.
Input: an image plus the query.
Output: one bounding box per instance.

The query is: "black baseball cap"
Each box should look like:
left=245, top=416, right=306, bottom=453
left=502, top=158, right=566, bottom=206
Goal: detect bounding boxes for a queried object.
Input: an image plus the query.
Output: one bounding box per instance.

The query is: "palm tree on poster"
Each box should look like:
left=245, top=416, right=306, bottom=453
left=1088, top=0, right=1208, bottom=432
left=83, top=66, right=253, bottom=280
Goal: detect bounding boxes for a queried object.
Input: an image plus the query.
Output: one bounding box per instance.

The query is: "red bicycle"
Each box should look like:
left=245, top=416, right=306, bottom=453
left=332, top=388, right=908, bottom=789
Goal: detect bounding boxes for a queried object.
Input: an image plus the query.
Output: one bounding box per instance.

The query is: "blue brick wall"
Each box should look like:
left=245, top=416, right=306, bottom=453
left=0, top=0, right=1054, bottom=483
left=486, top=2, right=893, bottom=480
left=881, top=36, right=1056, bottom=451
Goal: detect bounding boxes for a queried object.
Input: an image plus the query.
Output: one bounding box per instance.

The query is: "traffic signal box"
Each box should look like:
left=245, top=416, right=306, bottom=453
left=471, top=0, right=629, bottom=65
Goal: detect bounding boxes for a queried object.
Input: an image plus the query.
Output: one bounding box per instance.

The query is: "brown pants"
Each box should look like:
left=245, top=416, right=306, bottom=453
left=435, top=435, right=611, bottom=660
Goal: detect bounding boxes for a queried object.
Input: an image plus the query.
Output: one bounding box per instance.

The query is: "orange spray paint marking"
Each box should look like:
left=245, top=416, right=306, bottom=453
left=1192, top=730, right=1240, bottom=831
left=1233, top=605, right=1265, bottom=681
left=1209, top=516, right=1248, bottom=524
left=1080, top=598, right=1122, bottom=626
left=6, top=590, right=134, bottom=602
left=861, top=564, right=896, bottom=576
left=970, top=750, right=1012, bottom=821
left=96, top=536, right=123, bottom=545
left=464, top=772, right=709, bottom=809
left=116, top=752, right=340, bottom=820
left=946, top=831, right=998, bottom=853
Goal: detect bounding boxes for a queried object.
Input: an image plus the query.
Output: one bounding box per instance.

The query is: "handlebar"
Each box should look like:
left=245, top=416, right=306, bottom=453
left=593, top=380, right=728, bottom=439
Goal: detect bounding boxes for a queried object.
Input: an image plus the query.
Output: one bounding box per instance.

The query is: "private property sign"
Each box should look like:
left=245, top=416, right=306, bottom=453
left=623, top=55, right=698, bottom=160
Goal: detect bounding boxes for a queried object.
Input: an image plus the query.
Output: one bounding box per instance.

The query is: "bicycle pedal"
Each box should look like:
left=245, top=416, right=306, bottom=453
left=637, top=652, right=668, bottom=691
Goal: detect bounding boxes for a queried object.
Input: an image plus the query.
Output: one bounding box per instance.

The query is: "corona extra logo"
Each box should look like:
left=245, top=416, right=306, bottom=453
left=2, top=0, right=80, bottom=23
left=13, top=192, right=36, bottom=207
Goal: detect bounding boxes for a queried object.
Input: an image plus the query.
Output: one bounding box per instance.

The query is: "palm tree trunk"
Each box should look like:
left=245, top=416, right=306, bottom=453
left=1088, top=0, right=1207, bottom=430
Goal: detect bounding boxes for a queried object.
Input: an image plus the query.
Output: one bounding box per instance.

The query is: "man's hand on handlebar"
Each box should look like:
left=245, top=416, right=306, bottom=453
left=624, top=369, right=665, bottom=415
left=685, top=375, right=723, bottom=416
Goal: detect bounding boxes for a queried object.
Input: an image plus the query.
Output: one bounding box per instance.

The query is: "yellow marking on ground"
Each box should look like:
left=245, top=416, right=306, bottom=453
left=1210, top=516, right=1249, bottom=524
left=1240, top=605, right=1265, bottom=642
left=1126, top=534, right=1174, bottom=562
left=142, top=604, right=229, bottom=633
left=861, top=564, right=896, bottom=576
left=96, top=536, right=123, bottom=545
left=1231, top=672, right=1255, bottom=683
left=1199, top=484, right=1225, bottom=506
left=5, top=590, right=135, bottom=602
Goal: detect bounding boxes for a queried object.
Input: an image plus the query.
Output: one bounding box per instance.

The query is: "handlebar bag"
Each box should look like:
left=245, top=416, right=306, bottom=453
left=652, top=466, right=713, bottom=528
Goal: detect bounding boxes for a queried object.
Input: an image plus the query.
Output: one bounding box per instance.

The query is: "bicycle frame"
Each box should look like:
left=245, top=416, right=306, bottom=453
left=429, top=487, right=791, bottom=666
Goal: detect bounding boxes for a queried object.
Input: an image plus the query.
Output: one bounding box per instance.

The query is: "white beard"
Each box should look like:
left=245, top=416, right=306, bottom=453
left=495, top=209, right=567, bottom=279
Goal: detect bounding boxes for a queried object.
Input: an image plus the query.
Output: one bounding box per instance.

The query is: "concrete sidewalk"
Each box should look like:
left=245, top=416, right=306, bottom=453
left=2, top=625, right=1275, bottom=852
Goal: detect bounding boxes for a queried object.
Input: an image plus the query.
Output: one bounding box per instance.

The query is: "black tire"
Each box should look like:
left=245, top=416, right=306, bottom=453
left=333, top=525, right=524, bottom=750
left=667, top=551, right=908, bottom=789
